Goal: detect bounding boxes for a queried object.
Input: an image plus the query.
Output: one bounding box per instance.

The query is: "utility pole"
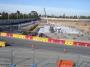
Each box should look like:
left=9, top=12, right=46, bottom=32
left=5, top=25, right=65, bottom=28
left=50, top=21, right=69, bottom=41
left=44, top=8, right=48, bottom=24
left=23, top=14, right=24, bottom=19
left=17, top=13, right=18, bottom=19
left=8, top=13, right=9, bottom=20
left=32, top=45, right=35, bottom=64
left=9, top=47, right=15, bottom=67
left=31, top=45, right=37, bottom=67
left=8, top=12, right=12, bottom=32
left=11, top=47, right=14, bottom=64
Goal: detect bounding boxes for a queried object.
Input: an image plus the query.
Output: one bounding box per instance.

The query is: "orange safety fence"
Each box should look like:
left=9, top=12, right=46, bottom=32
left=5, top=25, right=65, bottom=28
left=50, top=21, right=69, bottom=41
left=56, top=60, right=74, bottom=67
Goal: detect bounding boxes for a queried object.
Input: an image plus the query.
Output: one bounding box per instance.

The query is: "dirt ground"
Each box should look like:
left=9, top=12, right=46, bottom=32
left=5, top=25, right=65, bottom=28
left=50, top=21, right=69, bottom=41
left=40, top=19, right=90, bottom=35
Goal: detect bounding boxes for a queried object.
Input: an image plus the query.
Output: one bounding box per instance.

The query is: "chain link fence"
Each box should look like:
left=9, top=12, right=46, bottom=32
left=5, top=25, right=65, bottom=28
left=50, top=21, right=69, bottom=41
left=0, top=46, right=90, bottom=67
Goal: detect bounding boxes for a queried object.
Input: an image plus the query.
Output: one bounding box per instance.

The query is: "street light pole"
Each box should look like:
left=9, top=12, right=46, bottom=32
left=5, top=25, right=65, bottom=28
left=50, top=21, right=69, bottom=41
left=44, top=8, right=48, bottom=24
left=17, top=13, right=18, bottom=19
left=23, top=14, right=24, bottom=19
left=9, top=47, right=16, bottom=67
left=8, top=12, right=12, bottom=32
left=32, top=45, right=35, bottom=64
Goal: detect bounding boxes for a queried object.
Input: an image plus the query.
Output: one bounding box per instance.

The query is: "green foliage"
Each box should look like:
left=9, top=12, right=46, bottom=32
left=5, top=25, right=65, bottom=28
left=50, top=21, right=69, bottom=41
left=0, top=10, right=39, bottom=19
left=44, top=14, right=90, bottom=19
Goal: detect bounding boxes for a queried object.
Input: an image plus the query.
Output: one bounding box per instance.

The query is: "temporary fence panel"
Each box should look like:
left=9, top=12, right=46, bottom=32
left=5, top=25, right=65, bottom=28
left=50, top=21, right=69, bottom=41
left=65, top=40, right=74, bottom=46
left=9, top=64, right=16, bottom=67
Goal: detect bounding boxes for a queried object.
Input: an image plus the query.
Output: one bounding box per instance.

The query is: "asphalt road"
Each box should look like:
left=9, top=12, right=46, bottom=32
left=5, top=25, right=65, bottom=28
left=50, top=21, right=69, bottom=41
left=0, top=37, right=90, bottom=56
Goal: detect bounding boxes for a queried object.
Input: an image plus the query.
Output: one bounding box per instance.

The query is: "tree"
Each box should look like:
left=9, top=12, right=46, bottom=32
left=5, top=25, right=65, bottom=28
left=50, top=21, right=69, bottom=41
left=30, top=11, right=39, bottom=18
left=80, top=16, right=87, bottom=19
left=1, top=12, right=8, bottom=19
left=16, top=10, right=20, bottom=19
left=30, top=11, right=38, bottom=16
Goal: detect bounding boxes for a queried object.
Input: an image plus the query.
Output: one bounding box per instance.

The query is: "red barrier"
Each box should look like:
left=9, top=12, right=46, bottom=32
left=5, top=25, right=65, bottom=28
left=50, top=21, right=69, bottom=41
left=74, top=42, right=85, bottom=47
left=7, top=33, right=13, bottom=37
left=87, top=43, right=90, bottom=47
left=0, top=32, right=90, bottom=48
left=48, top=38, right=65, bottom=45
left=25, top=35, right=32, bottom=40
left=48, top=38, right=56, bottom=43
left=55, top=39, right=65, bottom=45
left=74, top=41, right=90, bottom=47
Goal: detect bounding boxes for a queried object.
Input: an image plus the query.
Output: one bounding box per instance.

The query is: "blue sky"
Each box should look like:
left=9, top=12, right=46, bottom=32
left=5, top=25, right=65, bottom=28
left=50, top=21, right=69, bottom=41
left=0, top=0, right=90, bottom=16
